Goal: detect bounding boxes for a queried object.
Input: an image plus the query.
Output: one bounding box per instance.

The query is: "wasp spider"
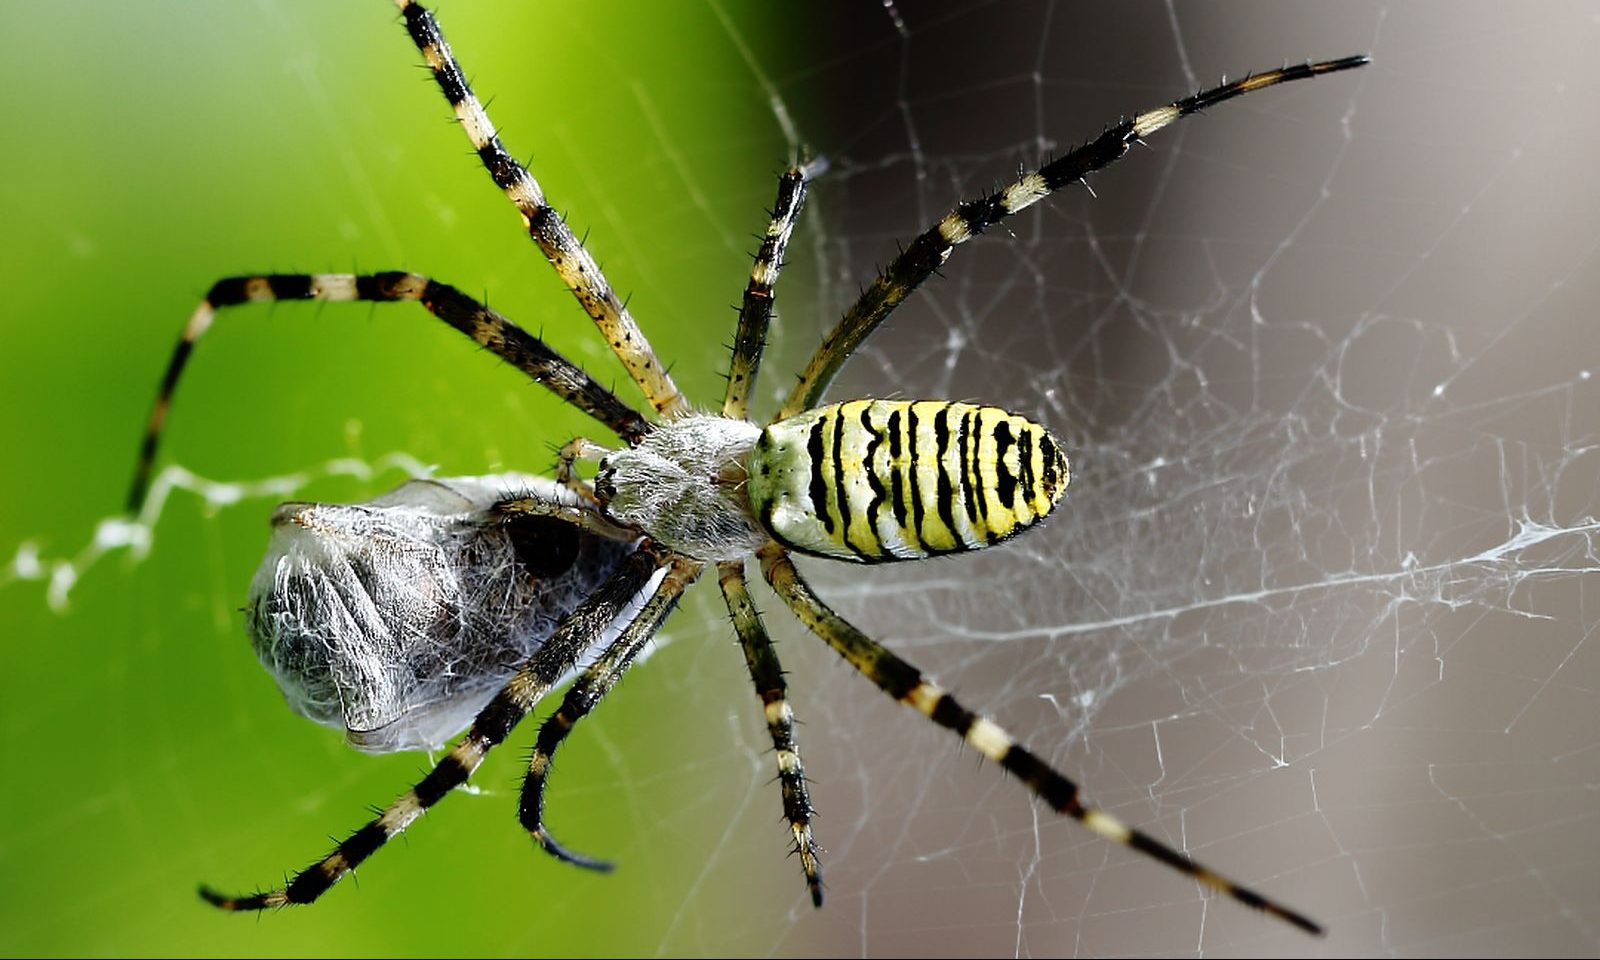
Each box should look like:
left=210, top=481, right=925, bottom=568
left=128, top=0, right=1366, bottom=936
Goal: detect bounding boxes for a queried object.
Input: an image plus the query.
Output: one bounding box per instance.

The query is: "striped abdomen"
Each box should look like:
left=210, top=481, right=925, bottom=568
left=745, top=399, right=1069, bottom=562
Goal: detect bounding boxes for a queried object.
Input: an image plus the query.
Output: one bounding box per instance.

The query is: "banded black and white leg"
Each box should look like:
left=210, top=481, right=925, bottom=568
left=517, top=557, right=703, bottom=868
left=200, top=543, right=672, bottom=910
left=776, top=55, right=1370, bottom=419
left=756, top=544, right=1324, bottom=936
left=128, top=271, right=650, bottom=510
left=722, top=164, right=811, bottom=422
left=716, top=163, right=826, bottom=903
left=396, top=0, right=687, bottom=419
left=719, top=559, right=824, bottom=905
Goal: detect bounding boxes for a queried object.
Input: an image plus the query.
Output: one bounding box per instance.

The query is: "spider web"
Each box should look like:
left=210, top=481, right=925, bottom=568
left=3, top=1, right=1597, bottom=957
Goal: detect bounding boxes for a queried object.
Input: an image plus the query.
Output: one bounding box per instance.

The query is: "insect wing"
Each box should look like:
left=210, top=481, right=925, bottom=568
left=245, top=475, right=636, bottom=752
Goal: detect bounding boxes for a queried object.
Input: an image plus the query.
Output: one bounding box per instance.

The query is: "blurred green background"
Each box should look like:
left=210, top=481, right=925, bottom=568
left=11, top=3, right=1599, bottom=957
left=0, top=2, right=808, bottom=954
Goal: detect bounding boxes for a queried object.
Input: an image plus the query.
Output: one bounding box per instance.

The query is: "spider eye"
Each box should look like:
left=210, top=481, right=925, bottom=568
left=505, top=514, right=581, bottom=578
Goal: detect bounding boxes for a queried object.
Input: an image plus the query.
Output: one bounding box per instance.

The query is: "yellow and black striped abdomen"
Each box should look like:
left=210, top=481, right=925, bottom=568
left=745, top=399, right=1069, bottom=562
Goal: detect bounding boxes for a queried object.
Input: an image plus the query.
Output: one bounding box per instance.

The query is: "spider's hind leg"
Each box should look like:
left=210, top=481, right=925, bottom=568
left=757, top=543, right=1324, bottom=936
left=775, top=55, right=1369, bottom=419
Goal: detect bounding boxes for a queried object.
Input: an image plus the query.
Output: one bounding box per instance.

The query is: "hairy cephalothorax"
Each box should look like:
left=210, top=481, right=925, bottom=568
left=595, top=415, right=765, bottom=562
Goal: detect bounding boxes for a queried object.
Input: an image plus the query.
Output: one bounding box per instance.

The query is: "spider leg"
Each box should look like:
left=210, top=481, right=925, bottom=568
left=198, top=543, right=671, bottom=911
left=776, top=55, right=1369, bottom=420
left=722, top=165, right=812, bottom=421
left=519, top=557, right=703, bottom=869
left=490, top=494, right=638, bottom=546
left=718, top=559, right=824, bottom=906
left=127, top=271, right=650, bottom=512
left=396, top=0, right=687, bottom=418
left=757, top=543, right=1324, bottom=937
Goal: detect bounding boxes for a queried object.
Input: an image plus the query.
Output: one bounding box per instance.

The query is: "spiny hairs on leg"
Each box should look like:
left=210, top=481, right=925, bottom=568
left=393, top=0, right=688, bottom=419
left=757, top=544, right=1323, bottom=936
left=722, top=165, right=812, bottom=421
left=718, top=559, right=823, bottom=906
left=199, top=546, right=669, bottom=911
left=711, top=154, right=840, bottom=908
left=778, top=54, right=1369, bottom=419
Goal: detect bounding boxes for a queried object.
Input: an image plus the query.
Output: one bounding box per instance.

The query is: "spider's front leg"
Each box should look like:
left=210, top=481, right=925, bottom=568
left=396, top=0, right=687, bottom=419
left=127, top=271, right=649, bottom=512
left=518, top=557, right=703, bottom=869
left=199, top=544, right=670, bottom=911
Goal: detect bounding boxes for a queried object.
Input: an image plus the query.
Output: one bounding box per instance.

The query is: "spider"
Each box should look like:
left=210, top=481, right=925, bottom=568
left=127, top=0, right=1366, bottom=937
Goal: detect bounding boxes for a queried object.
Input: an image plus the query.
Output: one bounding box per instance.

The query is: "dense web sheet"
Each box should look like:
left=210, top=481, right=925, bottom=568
left=3, top=1, right=1597, bottom=956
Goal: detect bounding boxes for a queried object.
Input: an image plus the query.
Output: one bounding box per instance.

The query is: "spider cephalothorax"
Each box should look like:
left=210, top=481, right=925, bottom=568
left=595, top=415, right=766, bottom=561
left=128, top=0, right=1364, bottom=935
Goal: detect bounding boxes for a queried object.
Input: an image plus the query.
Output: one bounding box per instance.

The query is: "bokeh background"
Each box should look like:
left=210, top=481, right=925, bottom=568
left=3, top=2, right=783, bottom=954
left=3, top=2, right=1597, bottom=957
